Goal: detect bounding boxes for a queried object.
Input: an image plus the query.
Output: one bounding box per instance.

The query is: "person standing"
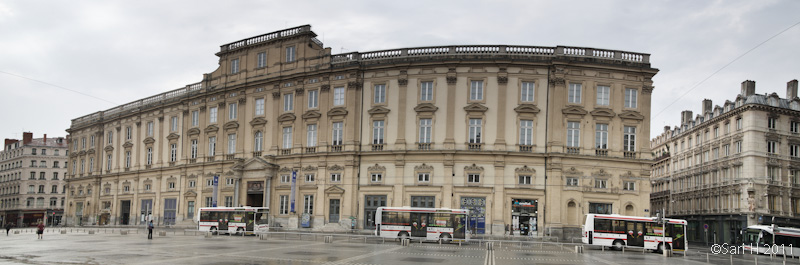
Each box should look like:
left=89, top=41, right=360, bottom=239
left=147, top=220, right=154, bottom=239
left=37, top=221, right=45, bottom=239
left=5, top=222, right=12, bottom=236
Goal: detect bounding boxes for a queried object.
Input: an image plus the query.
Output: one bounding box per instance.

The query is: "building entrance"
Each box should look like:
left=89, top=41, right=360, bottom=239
left=511, top=199, right=538, bottom=236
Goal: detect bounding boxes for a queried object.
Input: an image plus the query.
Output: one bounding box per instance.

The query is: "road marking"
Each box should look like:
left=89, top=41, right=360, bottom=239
left=321, top=246, right=404, bottom=265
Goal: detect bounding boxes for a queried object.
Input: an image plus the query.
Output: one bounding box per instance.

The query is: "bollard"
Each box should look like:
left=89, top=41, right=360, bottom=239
left=159, top=231, right=166, bottom=237
left=259, top=233, right=268, bottom=240
left=706, top=253, right=709, bottom=263
left=89, top=230, right=95, bottom=234
left=324, top=235, right=333, bottom=243
left=60, top=230, right=66, bottom=234
left=121, top=230, right=128, bottom=235
left=205, top=232, right=212, bottom=238
left=575, top=245, right=583, bottom=253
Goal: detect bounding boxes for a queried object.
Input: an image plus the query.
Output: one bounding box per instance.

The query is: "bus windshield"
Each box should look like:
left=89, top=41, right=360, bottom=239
left=743, top=229, right=762, bottom=245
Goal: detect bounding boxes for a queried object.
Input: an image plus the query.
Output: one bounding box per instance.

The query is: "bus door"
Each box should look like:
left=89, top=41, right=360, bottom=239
left=453, top=215, right=466, bottom=239
left=627, top=221, right=644, bottom=247
left=218, top=212, right=230, bottom=233
left=410, top=213, right=427, bottom=237
left=669, top=224, right=685, bottom=250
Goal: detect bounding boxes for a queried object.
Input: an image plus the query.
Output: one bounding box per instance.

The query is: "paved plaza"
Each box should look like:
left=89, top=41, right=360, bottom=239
left=0, top=228, right=797, bottom=264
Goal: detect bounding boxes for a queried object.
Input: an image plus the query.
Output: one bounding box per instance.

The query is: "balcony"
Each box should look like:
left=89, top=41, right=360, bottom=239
left=371, top=144, right=384, bottom=151
left=225, top=154, right=236, bottom=160
left=566, top=147, right=579, bottom=155
left=417, top=143, right=431, bottom=150
left=468, top=143, right=483, bottom=151
left=280, top=149, right=292, bottom=155
left=189, top=158, right=196, bottom=164
left=330, top=145, right=343, bottom=152
left=304, top=147, right=316, bottom=154
left=252, top=151, right=262, bottom=157
left=207, top=157, right=215, bottom=162
left=519, top=145, right=532, bottom=152
left=595, top=149, right=608, bottom=157
left=624, top=151, right=636, bottom=158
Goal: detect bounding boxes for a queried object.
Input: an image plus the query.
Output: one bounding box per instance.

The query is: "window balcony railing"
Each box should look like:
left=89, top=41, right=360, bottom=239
left=519, top=145, right=532, bottom=152
left=189, top=158, right=197, bottom=164
left=624, top=151, right=636, bottom=158
left=145, top=165, right=152, bottom=169
left=595, top=149, right=608, bottom=156
left=566, top=147, right=580, bottom=154
left=206, top=157, right=215, bottom=162
left=371, top=144, right=384, bottom=151
left=418, top=143, right=431, bottom=150
left=305, top=147, right=316, bottom=154
left=468, top=143, right=483, bottom=151
left=226, top=154, right=236, bottom=160
left=252, top=151, right=262, bottom=157
left=280, top=149, right=292, bottom=155
left=330, top=145, right=343, bottom=152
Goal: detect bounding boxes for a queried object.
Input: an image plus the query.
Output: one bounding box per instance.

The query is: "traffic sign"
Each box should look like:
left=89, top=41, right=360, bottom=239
left=703, top=224, right=709, bottom=230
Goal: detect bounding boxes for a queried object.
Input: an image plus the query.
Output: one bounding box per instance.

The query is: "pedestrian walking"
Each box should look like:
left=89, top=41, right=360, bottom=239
left=147, top=220, right=154, bottom=239
left=37, top=221, right=45, bottom=239
left=5, top=222, right=12, bottom=236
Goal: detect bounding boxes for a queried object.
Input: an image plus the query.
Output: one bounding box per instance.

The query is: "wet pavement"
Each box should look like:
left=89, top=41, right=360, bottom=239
left=0, top=229, right=797, bottom=264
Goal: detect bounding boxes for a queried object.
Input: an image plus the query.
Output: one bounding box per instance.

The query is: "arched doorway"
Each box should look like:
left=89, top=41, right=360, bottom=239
left=567, top=201, right=577, bottom=225
left=625, top=204, right=634, bottom=216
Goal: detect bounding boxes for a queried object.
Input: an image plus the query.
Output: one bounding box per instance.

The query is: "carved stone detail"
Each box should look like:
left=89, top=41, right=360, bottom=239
left=464, top=163, right=484, bottom=172
left=320, top=84, right=331, bottom=92
left=278, top=113, right=297, bottom=122
left=415, top=163, right=434, bottom=171
left=515, top=165, right=535, bottom=174
left=295, top=88, right=304, bottom=95
left=368, top=164, right=386, bottom=172
left=272, top=92, right=281, bottom=99
left=564, top=167, right=583, bottom=176
left=328, top=164, right=344, bottom=171
left=414, top=103, right=439, bottom=114
left=549, top=77, right=565, bottom=86
left=302, top=165, right=317, bottom=172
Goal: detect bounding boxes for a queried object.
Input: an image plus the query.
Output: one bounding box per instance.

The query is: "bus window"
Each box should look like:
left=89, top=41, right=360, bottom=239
left=595, top=219, right=612, bottom=233
left=762, top=232, right=773, bottom=245
left=200, top=211, right=210, bottom=221
left=744, top=229, right=760, bottom=245
left=612, top=220, right=626, bottom=234
left=255, top=213, right=269, bottom=225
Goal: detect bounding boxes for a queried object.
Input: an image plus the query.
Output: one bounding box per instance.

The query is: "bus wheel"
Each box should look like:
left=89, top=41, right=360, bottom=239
left=440, top=233, right=451, bottom=244
left=236, top=228, right=244, bottom=236
left=210, top=227, right=218, bottom=235
left=613, top=240, right=625, bottom=250
left=399, top=232, right=409, bottom=241
left=657, top=243, right=670, bottom=253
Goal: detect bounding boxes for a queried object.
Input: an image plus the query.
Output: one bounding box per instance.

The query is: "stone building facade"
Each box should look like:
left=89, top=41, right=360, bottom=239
left=65, top=25, right=657, bottom=237
left=651, top=80, right=800, bottom=244
left=1, top=132, right=68, bottom=227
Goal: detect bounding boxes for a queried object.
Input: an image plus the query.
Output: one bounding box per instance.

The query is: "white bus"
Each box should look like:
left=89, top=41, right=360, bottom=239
left=198, top=207, right=269, bottom=235
left=375, top=207, right=469, bottom=243
left=582, top=214, right=687, bottom=253
left=743, top=225, right=800, bottom=256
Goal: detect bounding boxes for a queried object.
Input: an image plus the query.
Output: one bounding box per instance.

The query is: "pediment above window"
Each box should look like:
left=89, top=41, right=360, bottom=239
left=328, top=107, right=349, bottom=117
left=414, top=103, right=439, bottom=114
left=368, top=163, right=386, bottom=172
left=368, top=106, right=391, bottom=116
left=463, top=103, right=488, bottom=113
left=414, top=163, right=434, bottom=171
left=104, top=145, right=114, bottom=152
left=87, top=148, right=95, bottom=155
left=515, top=165, right=535, bottom=174
left=143, top=137, right=155, bottom=145
left=590, top=108, right=616, bottom=118
left=166, top=133, right=180, bottom=141
left=183, top=190, right=197, bottom=197
left=302, top=110, right=322, bottom=120
left=325, top=185, right=345, bottom=194
left=514, top=104, right=540, bottom=114
left=564, top=167, right=583, bottom=176
left=302, top=165, right=317, bottom=172
left=561, top=106, right=588, bottom=116
left=328, top=164, right=344, bottom=171
left=619, top=111, right=644, bottom=121
left=187, top=128, right=201, bottom=136
left=77, top=150, right=86, bottom=156
left=224, top=121, right=239, bottom=130
left=278, top=113, right=296, bottom=122
left=204, top=125, right=219, bottom=133
left=249, top=117, right=267, bottom=127
left=123, top=142, right=134, bottom=149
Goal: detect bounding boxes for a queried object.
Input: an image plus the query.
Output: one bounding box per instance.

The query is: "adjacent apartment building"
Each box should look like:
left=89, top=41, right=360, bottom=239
left=651, top=80, right=800, bottom=244
left=65, top=25, right=657, bottom=238
left=0, top=132, right=68, bottom=227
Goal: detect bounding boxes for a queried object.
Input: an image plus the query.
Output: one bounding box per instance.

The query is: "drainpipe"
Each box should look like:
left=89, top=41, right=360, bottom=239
left=543, top=66, right=551, bottom=236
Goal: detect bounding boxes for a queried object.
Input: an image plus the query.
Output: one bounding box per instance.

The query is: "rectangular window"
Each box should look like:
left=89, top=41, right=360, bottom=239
left=147, top=121, right=154, bottom=137
left=81, top=138, right=86, bottom=149
left=470, top=80, right=484, bottom=101
left=108, top=131, right=113, bottom=144
left=205, top=197, right=213, bottom=207
left=723, top=144, right=730, bottom=157
left=190, top=140, right=198, bottom=159
left=333, top=87, right=345, bottom=106
left=595, top=124, right=608, bottom=149
left=191, top=110, right=199, bottom=127
left=768, top=166, right=780, bottom=182
left=88, top=158, right=94, bottom=172
left=52, top=185, right=58, bottom=193
left=283, top=94, right=293, bottom=111
left=308, top=90, right=318, bottom=109
left=303, top=195, right=314, bottom=214
left=623, top=181, right=635, bottom=191
left=187, top=201, right=195, bottom=218
left=330, top=173, right=341, bottom=182
left=125, top=151, right=131, bottom=168
left=286, top=46, right=295, bottom=62
left=171, top=116, right=178, bottom=132
left=469, top=119, right=482, bottom=143
left=256, top=52, right=266, bottom=68
left=228, top=103, right=237, bottom=120
left=282, top=127, right=292, bottom=149
left=419, top=119, right=432, bottom=144
left=231, top=59, right=239, bottom=74
left=418, top=173, right=430, bottom=182
left=768, top=141, right=778, bottom=154
left=254, top=132, right=263, bottom=152
left=374, top=84, right=386, bottom=104
left=370, top=173, right=382, bottom=182
left=307, top=124, right=317, bottom=147
left=520, top=120, right=533, bottom=145
left=568, top=83, right=582, bottom=103
left=170, top=144, right=177, bottom=162
left=768, top=118, right=777, bottom=129
left=624, top=88, right=638, bottom=108
left=208, top=136, right=216, bottom=156
left=467, top=174, right=480, bottom=183
left=623, top=126, right=636, bottom=151
left=595, top=179, right=608, bottom=189
left=567, top=121, right=580, bottom=147
left=596, top=85, right=610, bottom=106
left=791, top=145, right=799, bottom=158
left=332, top=122, right=343, bottom=145
left=255, top=98, right=265, bottom=115
left=736, top=118, right=742, bottom=130
left=90, top=135, right=95, bottom=146
left=420, top=81, right=433, bottom=101
left=305, top=174, right=315, bottom=182
left=106, top=154, right=112, bottom=171
left=792, top=121, right=799, bottom=134
left=53, top=172, right=58, bottom=180
left=589, top=203, right=612, bottom=214
left=279, top=195, right=289, bottom=215
left=209, top=107, right=218, bottom=123
left=227, top=134, right=236, bottom=154
left=146, top=148, right=152, bottom=165
left=372, top=120, right=384, bottom=144
left=519, top=175, right=532, bottom=185
left=714, top=127, right=719, bottom=138
left=521, top=82, right=535, bottom=102
left=735, top=141, right=742, bottom=153
left=189, top=180, right=196, bottom=188
left=223, top=196, right=233, bottom=207
left=566, top=177, right=578, bottom=186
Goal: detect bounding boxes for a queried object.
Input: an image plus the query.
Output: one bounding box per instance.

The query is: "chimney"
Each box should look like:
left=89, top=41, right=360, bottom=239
left=741, top=80, right=756, bottom=97
left=788, top=79, right=798, bottom=99
left=4, top=139, right=18, bottom=150
left=22, top=132, right=33, bottom=145
left=702, top=99, right=713, bottom=114
left=664, top=126, right=671, bottom=132
left=43, top=134, right=47, bottom=144
left=681, top=110, right=693, bottom=125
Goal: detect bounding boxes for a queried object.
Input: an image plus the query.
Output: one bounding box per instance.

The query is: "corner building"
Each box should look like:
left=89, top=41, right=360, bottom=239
left=651, top=80, right=800, bottom=244
left=66, top=25, right=657, bottom=238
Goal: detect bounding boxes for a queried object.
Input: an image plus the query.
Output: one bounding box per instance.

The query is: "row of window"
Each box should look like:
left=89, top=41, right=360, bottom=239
left=566, top=122, right=636, bottom=150
left=29, top=148, right=62, bottom=156
left=230, top=46, right=296, bottom=75
left=28, top=160, right=64, bottom=168
left=0, top=197, right=64, bottom=209
left=27, top=171, right=62, bottom=180
left=26, top=184, right=66, bottom=194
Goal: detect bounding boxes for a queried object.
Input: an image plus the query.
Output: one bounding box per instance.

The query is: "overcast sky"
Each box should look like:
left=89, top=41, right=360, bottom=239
left=1, top=0, right=798, bottom=142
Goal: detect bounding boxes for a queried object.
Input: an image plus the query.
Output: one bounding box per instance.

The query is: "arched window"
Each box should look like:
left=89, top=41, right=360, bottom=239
left=254, top=131, right=263, bottom=152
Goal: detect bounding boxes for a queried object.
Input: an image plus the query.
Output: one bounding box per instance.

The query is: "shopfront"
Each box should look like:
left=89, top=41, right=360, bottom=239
left=511, top=199, right=538, bottom=235
left=460, top=197, right=486, bottom=234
